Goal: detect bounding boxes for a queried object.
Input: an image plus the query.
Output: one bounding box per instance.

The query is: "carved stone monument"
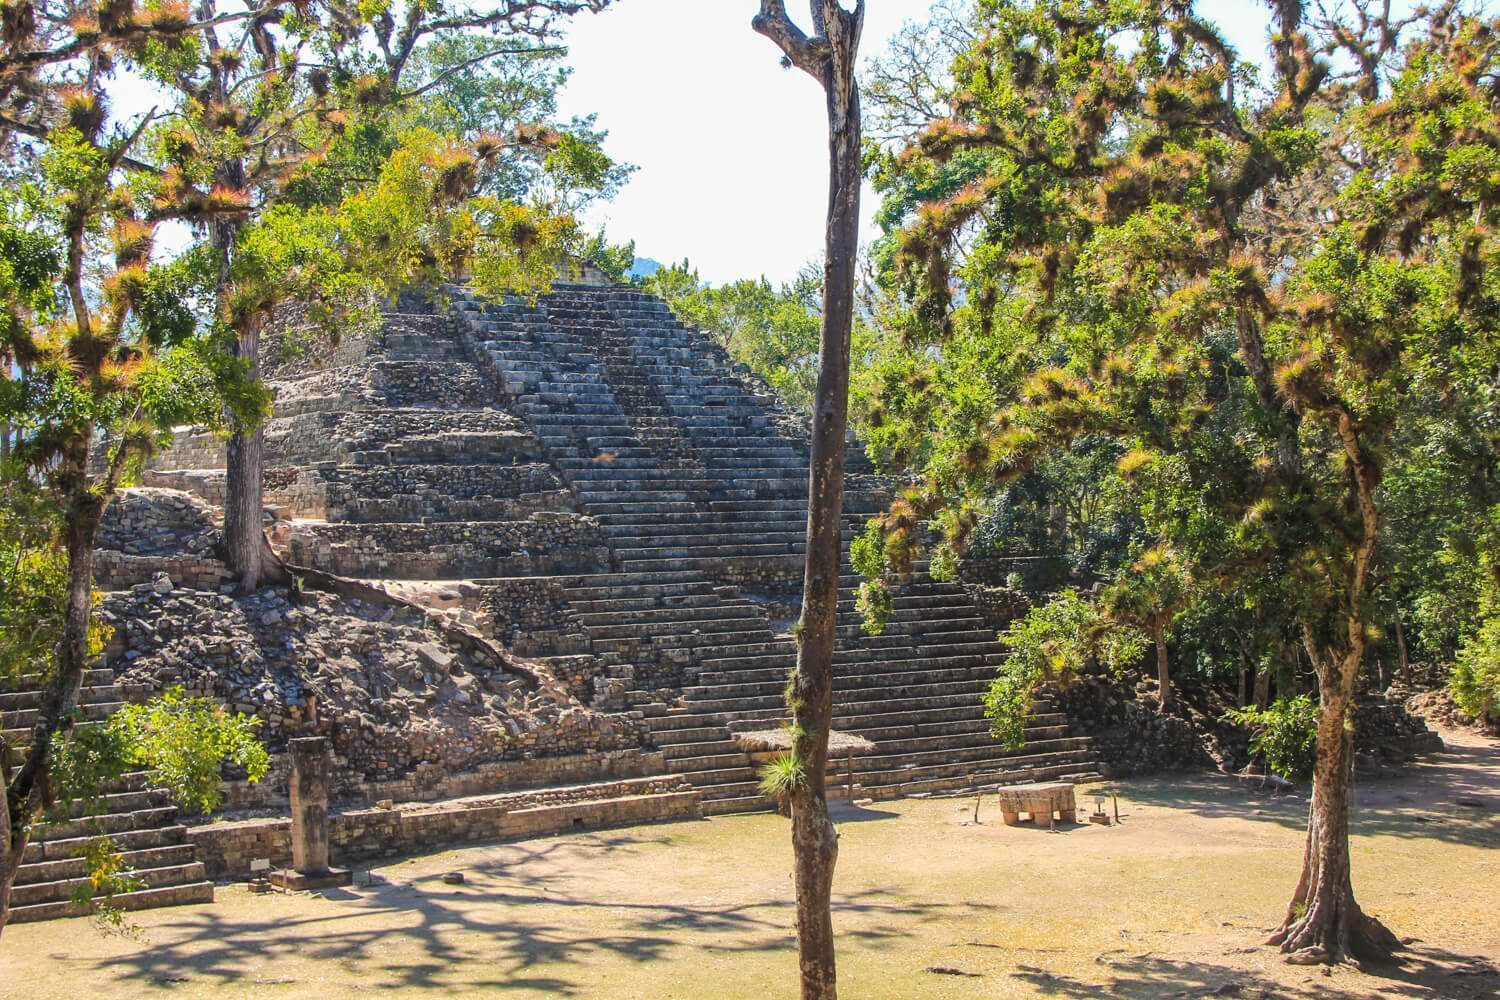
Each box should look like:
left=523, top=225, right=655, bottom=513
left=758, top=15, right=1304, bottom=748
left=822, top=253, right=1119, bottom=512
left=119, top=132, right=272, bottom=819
left=269, top=737, right=352, bottom=889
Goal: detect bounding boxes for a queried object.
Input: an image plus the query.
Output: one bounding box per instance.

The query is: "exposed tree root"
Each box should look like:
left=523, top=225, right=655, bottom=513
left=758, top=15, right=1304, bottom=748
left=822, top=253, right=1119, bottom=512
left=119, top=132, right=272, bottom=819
left=284, top=560, right=554, bottom=692
left=1268, top=892, right=1402, bottom=966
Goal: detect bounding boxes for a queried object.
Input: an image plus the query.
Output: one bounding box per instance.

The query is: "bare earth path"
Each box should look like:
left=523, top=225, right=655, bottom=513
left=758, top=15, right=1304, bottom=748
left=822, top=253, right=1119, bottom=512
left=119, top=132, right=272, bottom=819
left=2, top=726, right=1496, bottom=999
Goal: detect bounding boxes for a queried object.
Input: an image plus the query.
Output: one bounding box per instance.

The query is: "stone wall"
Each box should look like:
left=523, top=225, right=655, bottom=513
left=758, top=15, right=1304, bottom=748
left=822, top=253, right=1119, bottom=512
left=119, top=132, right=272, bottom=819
left=95, top=552, right=233, bottom=592
left=188, top=777, right=700, bottom=878
left=961, top=584, right=1031, bottom=634
left=279, top=513, right=607, bottom=579
left=98, top=488, right=220, bottom=556
left=480, top=578, right=594, bottom=657
left=150, top=431, right=227, bottom=473
left=143, top=469, right=227, bottom=505
left=100, top=584, right=648, bottom=783
left=94, top=488, right=233, bottom=591
left=217, top=747, right=665, bottom=811
left=960, top=554, right=1074, bottom=592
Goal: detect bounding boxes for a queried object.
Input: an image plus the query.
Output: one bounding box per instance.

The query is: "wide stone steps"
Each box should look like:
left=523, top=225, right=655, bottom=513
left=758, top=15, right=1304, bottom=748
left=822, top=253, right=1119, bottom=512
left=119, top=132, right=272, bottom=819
left=10, top=806, right=214, bottom=924
left=418, top=283, right=1101, bottom=803
left=14, top=843, right=197, bottom=887
left=684, top=664, right=991, bottom=701
left=6, top=874, right=214, bottom=924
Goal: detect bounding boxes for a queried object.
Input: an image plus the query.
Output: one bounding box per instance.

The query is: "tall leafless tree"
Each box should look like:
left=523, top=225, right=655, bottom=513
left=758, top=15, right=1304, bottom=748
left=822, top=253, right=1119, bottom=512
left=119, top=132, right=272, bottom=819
left=752, top=3, right=862, bottom=997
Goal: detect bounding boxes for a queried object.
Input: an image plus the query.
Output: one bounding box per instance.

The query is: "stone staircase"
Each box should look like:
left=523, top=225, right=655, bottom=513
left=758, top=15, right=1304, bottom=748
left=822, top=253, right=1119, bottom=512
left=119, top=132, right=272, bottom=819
left=0, top=669, right=214, bottom=922
left=441, top=282, right=1101, bottom=814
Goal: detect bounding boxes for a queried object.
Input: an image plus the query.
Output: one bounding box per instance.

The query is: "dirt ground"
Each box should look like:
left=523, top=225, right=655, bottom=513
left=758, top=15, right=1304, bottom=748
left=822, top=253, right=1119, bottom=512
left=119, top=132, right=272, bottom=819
left=2, top=726, right=1496, bottom=999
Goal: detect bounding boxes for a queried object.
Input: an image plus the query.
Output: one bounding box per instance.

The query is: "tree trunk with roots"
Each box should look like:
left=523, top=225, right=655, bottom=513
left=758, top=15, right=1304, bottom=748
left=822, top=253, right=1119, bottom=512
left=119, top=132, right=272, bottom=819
left=1269, top=644, right=1401, bottom=964
left=752, top=3, right=863, bottom=997
left=1270, top=413, right=1400, bottom=965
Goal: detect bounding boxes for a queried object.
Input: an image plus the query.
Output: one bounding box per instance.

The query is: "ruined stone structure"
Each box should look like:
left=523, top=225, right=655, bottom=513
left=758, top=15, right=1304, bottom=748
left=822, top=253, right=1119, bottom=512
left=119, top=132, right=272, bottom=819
left=3, top=280, right=1099, bottom=921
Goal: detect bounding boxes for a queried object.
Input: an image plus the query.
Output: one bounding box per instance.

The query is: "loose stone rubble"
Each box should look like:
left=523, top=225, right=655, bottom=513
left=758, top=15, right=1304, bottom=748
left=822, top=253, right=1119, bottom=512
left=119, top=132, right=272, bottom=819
left=99, top=579, right=644, bottom=787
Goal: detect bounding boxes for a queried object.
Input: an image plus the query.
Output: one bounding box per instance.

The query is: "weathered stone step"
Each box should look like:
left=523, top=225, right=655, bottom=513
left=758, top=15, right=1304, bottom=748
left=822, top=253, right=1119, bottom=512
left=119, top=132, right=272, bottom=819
left=35, top=805, right=180, bottom=843
left=23, top=823, right=189, bottom=864
left=0, top=684, right=122, bottom=711
left=13, top=843, right=198, bottom=887
left=663, top=750, right=752, bottom=772
left=583, top=616, right=773, bottom=641
left=10, top=860, right=208, bottom=909
left=687, top=663, right=992, bottom=700
left=830, top=705, right=1067, bottom=734
left=5, top=877, right=214, bottom=924
left=5, top=667, right=114, bottom=691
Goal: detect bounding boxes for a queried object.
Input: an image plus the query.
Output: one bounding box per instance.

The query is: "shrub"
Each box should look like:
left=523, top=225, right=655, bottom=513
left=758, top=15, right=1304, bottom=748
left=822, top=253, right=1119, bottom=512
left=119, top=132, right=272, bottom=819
left=1450, top=617, right=1500, bottom=724
left=1223, top=695, right=1319, bottom=783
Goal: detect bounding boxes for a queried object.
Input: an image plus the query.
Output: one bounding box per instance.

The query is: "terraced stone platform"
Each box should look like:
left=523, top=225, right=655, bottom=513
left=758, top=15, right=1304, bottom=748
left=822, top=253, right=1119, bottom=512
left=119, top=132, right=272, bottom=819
left=146, top=279, right=1099, bottom=819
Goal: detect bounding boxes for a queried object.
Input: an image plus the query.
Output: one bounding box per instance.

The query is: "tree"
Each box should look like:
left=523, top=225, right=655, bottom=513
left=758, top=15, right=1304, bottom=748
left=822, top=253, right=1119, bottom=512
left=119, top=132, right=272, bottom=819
left=0, top=81, right=255, bottom=931
left=983, top=588, right=1145, bottom=748
left=865, top=0, right=1500, bottom=966
left=0, top=0, right=605, bottom=934
left=752, top=2, right=863, bottom=997
left=1102, top=545, right=1191, bottom=709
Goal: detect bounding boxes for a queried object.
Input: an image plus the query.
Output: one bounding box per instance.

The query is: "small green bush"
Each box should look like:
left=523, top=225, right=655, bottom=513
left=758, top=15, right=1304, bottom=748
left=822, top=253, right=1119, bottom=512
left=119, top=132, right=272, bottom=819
left=855, top=579, right=893, bottom=636
left=1223, top=695, right=1319, bottom=783
left=51, top=686, right=271, bottom=815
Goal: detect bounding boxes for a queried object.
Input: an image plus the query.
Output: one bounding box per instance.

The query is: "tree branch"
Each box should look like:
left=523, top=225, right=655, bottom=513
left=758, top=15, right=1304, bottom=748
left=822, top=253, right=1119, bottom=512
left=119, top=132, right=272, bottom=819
left=752, top=0, right=830, bottom=78
left=399, top=44, right=564, bottom=100
left=0, top=112, right=162, bottom=174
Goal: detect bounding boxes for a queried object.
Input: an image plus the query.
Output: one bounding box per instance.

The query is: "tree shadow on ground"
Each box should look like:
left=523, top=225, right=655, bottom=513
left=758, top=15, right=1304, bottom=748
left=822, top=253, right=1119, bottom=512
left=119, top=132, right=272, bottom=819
left=1007, top=945, right=1499, bottom=999
left=828, top=801, right=901, bottom=823
left=69, top=825, right=1003, bottom=996
left=1090, top=736, right=1499, bottom=850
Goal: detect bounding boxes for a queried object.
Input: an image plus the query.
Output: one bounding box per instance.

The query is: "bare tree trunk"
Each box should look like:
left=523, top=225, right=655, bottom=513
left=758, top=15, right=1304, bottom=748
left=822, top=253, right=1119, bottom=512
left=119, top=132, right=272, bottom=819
left=0, top=778, right=16, bottom=939
left=1153, top=617, right=1173, bottom=709
left=753, top=4, right=863, bottom=998
left=1, top=449, right=104, bottom=936
left=222, top=317, right=288, bottom=593
left=1239, top=645, right=1252, bottom=707
left=1393, top=611, right=1408, bottom=682
left=1254, top=659, right=1271, bottom=708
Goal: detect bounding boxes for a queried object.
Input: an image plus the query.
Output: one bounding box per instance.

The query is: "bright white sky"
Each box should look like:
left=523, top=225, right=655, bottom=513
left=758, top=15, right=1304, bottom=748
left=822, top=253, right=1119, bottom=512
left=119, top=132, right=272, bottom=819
left=555, top=1, right=1274, bottom=286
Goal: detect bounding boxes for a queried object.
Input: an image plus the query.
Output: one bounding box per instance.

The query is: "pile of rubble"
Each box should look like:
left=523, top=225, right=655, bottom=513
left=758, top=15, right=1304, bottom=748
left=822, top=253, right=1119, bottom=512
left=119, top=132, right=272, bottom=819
left=99, top=581, right=646, bottom=787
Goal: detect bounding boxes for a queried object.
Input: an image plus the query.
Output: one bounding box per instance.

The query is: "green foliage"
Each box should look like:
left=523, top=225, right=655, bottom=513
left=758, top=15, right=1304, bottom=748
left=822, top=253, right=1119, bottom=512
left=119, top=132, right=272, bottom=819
left=854, top=579, right=893, bottom=637
left=863, top=0, right=1500, bottom=710
left=1451, top=618, right=1500, bottom=725
left=50, top=688, right=270, bottom=816
left=850, top=520, right=889, bottom=580
left=641, top=261, right=836, bottom=413
left=69, top=836, right=147, bottom=937
left=985, top=590, right=1146, bottom=748
left=1223, top=696, right=1319, bottom=784
left=0, top=472, right=109, bottom=687
left=579, top=232, right=636, bottom=283
left=928, top=543, right=960, bottom=583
